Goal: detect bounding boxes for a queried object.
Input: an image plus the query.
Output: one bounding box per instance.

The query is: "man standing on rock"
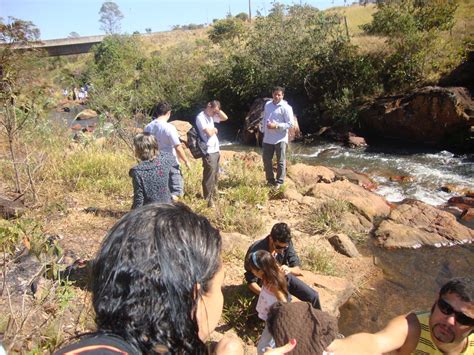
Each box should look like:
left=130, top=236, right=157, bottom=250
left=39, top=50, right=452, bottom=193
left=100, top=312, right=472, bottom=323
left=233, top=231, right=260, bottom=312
left=244, top=222, right=321, bottom=309
left=144, top=102, right=190, bottom=200
left=326, top=277, right=474, bottom=354
left=262, top=86, right=294, bottom=188
left=195, top=100, right=228, bottom=208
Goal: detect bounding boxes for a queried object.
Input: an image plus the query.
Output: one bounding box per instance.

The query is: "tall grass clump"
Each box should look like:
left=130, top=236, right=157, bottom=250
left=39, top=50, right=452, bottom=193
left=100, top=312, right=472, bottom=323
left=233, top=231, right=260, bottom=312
left=300, top=246, right=338, bottom=276
left=305, top=200, right=354, bottom=235
left=59, top=145, right=134, bottom=197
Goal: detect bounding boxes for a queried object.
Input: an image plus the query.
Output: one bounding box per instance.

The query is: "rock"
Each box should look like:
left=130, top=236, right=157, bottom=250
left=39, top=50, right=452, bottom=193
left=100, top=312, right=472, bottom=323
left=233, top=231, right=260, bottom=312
left=328, top=234, right=360, bottom=257
left=346, top=134, right=367, bottom=148
left=439, top=184, right=472, bottom=195
left=389, top=175, right=415, bottom=183
left=71, top=123, right=82, bottom=131
left=220, top=232, right=254, bottom=253
left=307, top=180, right=391, bottom=222
left=287, top=164, right=335, bottom=190
left=329, top=167, right=377, bottom=191
left=170, top=120, right=192, bottom=142
left=374, top=199, right=474, bottom=249
left=299, top=271, right=354, bottom=317
left=74, top=109, right=97, bottom=120
left=0, top=196, right=26, bottom=219
left=447, top=196, right=474, bottom=209
left=461, top=208, right=474, bottom=223
left=240, top=98, right=302, bottom=146
left=359, top=86, right=474, bottom=148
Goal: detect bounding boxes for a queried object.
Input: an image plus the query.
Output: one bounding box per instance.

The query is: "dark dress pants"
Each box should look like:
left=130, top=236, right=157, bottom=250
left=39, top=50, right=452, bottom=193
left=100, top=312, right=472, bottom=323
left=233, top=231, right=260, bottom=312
left=286, top=273, right=321, bottom=310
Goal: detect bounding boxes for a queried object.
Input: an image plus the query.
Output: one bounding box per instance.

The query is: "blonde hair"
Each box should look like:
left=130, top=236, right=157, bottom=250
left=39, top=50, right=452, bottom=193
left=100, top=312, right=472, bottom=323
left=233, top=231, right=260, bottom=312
left=134, top=133, right=158, bottom=161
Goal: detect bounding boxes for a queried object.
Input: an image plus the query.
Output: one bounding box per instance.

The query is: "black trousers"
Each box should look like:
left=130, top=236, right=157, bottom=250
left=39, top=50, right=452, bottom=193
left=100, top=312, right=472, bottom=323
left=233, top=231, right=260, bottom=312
left=287, top=273, right=321, bottom=310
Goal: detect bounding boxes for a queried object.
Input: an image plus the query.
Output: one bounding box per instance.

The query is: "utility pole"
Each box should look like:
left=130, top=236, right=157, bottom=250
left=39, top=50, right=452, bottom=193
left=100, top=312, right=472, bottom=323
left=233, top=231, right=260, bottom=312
left=248, top=0, right=252, bottom=21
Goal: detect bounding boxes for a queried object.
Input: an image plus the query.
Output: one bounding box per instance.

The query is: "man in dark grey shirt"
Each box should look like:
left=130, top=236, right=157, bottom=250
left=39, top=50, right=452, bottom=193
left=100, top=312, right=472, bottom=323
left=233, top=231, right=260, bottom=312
left=244, top=223, right=321, bottom=309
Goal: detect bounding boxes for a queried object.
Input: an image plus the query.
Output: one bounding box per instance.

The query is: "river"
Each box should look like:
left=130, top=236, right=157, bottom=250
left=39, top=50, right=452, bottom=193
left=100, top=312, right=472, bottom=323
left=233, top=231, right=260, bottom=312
left=222, top=140, right=474, bottom=207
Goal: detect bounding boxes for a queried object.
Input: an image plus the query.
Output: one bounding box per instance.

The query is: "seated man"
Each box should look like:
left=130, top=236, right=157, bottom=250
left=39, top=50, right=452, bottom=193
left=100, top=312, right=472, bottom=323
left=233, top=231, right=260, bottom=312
left=244, top=222, right=321, bottom=310
left=326, top=277, right=473, bottom=355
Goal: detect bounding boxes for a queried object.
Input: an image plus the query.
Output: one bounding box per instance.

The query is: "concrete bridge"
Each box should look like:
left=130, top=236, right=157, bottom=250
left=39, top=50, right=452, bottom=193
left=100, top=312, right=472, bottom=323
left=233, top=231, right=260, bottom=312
left=8, top=35, right=106, bottom=56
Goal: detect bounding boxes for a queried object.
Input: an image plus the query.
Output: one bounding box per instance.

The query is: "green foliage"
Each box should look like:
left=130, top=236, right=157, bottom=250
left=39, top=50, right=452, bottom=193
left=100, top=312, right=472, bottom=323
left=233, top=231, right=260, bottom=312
left=362, top=0, right=458, bottom=35
left=208, top=18, right=245, bottom=44
left=361, top=0, right=460, bottom=93
left=222, top=286, right=262, bottom=342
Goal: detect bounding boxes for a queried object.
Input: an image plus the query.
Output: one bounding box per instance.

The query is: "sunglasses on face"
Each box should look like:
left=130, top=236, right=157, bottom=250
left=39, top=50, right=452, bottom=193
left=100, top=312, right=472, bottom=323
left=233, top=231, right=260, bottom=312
left=274, top=244, right=289, bottom=251
left=437, top=298, right=474, bottom=326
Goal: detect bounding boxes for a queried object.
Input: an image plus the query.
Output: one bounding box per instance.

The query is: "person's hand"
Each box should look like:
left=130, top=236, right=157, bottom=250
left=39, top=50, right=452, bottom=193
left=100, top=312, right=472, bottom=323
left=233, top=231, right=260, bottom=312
left=184, top=160, right=191, bottom=169
left=215, top=127, right=219, bottom=135
left=267, top=122, right=278, bottom=129
left=280, top=265, right=290, bottom=275
left=263, top=339, right=296, bottom=354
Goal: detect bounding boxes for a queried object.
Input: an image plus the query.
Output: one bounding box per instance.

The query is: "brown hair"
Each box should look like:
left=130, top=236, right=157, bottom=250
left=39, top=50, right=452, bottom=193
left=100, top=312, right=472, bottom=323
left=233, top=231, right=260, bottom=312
left=246, top=250, right=288, bottom=298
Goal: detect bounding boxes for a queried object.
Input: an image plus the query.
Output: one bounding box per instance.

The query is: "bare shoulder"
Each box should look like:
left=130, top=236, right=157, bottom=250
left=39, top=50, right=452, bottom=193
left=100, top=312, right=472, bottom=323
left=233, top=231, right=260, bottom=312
left=396, top=312, right=421, bottom=355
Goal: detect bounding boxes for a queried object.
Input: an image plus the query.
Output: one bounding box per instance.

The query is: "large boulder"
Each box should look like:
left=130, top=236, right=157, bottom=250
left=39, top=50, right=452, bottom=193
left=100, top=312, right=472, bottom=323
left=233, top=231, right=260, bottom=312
left=359, top=86, right=474, bottom=148
left=307, top=180, right=391, bottom=222
left=374, top=199, right=474, bottom=249
left=240, top=98, right=302, bottom=146
left=169, top=120, right=192, bottom=142
left=287, top=164, right=335, bottom=189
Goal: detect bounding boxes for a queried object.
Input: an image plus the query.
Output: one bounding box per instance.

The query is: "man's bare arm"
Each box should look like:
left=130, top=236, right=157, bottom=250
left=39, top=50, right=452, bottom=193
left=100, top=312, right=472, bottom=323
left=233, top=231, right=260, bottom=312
left=217, top=110, right=229, bottom=122
left=175, top=144, right=190, bottom=168
left=326, top=314, right=415, bottom=355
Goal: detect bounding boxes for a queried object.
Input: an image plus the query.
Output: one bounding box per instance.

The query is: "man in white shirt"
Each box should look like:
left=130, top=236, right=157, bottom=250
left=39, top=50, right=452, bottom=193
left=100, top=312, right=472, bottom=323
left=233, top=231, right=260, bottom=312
left=144, top=102, right=190, bottom=199
left=262, top=87, right=294, bottom=188
left=195, top=100, right=228, bottom=207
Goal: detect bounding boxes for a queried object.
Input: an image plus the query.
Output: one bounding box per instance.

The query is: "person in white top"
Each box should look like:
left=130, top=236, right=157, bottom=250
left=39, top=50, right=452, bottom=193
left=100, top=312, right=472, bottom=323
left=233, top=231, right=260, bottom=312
left=144, top=102, right=190, bottom=199
left=262, top=87, right=294, bottom=188
left=195, top=100, right=228, bottom=207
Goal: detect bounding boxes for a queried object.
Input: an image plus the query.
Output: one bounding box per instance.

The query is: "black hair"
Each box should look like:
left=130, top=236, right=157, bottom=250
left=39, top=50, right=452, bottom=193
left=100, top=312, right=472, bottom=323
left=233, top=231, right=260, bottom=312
left=270, top=223, right=291, bottom=244
left=207, top=100, right=221, bottom=109
left=152, top=101, right=172, bottom=118
left=439, top=277, right=473, bottom=302
left=91, top=203, right=222, bottom=354
left=273, top=86, right=285, bottom=94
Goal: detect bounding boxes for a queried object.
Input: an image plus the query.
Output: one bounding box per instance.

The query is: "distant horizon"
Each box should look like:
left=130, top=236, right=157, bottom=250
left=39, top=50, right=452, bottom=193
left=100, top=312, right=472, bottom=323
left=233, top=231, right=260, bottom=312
left=2, top=0, right=352, bottom=41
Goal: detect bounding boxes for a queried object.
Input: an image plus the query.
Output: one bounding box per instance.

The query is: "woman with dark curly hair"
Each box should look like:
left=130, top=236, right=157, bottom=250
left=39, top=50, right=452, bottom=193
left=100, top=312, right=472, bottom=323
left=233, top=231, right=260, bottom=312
left=55, top=203, right=243, bottom=354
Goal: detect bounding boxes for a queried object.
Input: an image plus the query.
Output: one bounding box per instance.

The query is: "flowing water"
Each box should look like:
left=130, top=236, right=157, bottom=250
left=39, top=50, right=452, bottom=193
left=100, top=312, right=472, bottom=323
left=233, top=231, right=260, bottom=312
left=222, top=140, right=474, bottom=207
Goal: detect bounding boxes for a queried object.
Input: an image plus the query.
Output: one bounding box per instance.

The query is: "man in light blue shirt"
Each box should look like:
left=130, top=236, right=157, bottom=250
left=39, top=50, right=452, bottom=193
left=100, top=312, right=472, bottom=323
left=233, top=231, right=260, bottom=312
left=262, top=87, right=294, bottom=187
left=144, top=102, right=190, bottom=199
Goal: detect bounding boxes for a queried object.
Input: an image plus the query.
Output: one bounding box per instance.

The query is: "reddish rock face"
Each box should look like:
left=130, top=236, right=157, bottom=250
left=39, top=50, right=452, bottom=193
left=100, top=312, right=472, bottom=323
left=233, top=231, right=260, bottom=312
left=71, top=123, right=82, bottom=130
left=359, top=86, right=473, bottom=147
left=374, top=199, right=474, bottom=249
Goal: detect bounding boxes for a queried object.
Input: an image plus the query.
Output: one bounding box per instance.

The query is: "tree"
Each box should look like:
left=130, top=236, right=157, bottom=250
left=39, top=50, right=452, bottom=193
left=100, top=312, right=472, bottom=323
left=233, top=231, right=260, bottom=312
left=0, top=17, right=45, bottom=194
left=145, top=28, right=152, bottom=34
left=98, top=1, right=124, bottom=35
left=68, top=31, right=80, bottom=38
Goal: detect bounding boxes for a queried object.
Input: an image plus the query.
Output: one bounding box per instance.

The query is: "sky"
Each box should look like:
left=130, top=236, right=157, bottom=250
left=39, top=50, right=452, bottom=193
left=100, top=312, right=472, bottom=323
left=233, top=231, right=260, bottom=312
left=1, top=0, right=350, bottom=40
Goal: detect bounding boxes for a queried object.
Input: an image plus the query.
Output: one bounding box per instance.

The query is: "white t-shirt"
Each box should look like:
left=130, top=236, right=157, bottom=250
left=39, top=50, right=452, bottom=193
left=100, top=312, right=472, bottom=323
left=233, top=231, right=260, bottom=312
left=256, top=285, right=280, bottom=321
left=195, top=111, right=221, bottom=154
left=144, top=119, right=181, bottom=161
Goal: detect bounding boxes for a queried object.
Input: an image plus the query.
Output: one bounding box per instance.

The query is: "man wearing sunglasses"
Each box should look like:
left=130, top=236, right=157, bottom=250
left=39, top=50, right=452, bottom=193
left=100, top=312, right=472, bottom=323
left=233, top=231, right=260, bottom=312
left=244, top=222, right=321, bottom=309
left=326, top=277, right=474, bottom=354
